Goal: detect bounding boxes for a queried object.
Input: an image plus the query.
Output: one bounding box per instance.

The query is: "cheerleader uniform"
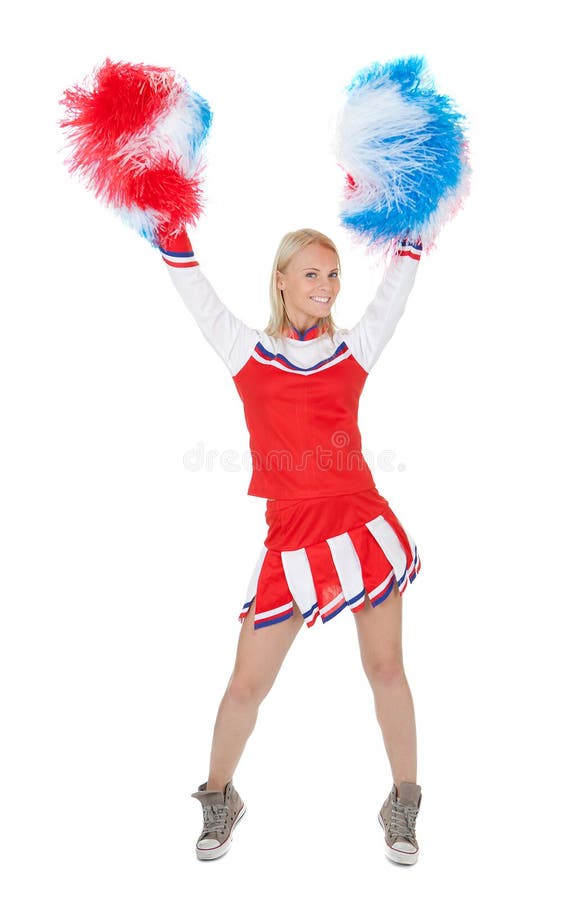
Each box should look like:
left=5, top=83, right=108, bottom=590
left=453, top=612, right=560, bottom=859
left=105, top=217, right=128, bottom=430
left=160, top=231, right=422, bottom=630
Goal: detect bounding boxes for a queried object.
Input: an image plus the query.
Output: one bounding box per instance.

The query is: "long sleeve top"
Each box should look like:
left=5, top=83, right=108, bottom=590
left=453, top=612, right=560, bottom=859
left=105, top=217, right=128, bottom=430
left=160, top=231, right=421, bottom=500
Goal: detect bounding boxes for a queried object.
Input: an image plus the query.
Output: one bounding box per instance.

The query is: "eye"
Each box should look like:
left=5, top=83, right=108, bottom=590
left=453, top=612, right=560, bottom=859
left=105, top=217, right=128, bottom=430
left=305, top=272, right=316, bottom=278
left=329, top=272, right=339, bottom=278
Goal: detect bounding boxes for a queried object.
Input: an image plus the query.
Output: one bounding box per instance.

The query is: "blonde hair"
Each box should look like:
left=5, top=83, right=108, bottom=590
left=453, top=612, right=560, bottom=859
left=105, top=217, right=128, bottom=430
left=266, top=228, right=340, bottom=338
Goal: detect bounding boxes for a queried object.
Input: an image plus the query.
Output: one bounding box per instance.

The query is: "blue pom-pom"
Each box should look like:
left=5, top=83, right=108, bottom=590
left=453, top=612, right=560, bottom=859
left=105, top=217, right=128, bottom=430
left=334, top=56, right=470, bottom=250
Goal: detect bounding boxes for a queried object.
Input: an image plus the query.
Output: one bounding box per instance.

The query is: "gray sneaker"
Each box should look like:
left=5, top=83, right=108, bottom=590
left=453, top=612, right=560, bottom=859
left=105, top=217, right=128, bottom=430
left=378, top=781, right=421, bottom=864
left=191, top=779, right=246, bottom=860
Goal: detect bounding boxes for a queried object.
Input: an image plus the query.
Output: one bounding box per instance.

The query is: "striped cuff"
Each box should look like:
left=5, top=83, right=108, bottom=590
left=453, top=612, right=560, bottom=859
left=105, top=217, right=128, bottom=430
left=398, top=239, right=422, bottom=261
left=158, top=228, right=199, bottom=268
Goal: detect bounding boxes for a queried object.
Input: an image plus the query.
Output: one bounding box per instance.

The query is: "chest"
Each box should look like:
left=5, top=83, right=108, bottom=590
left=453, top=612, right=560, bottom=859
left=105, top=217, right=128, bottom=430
left=233, top=340, right=368, bottom=420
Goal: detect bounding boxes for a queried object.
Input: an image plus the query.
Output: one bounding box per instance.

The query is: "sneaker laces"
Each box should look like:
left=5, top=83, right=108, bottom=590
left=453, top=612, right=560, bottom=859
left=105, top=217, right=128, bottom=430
left=202, top=802, right=229, bottom=834
left=386, top=797, right=418, bottom=843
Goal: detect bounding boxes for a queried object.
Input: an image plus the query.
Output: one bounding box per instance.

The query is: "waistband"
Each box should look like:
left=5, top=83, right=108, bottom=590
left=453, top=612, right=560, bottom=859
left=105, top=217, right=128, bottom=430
left=264, top=488, right=391, bottom=551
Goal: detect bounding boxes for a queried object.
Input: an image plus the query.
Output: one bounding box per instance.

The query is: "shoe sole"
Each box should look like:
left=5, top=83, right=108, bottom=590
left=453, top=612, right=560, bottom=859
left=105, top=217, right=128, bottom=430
left=377, top=813, right=419, bottom=865
left=196, top=804, right=247, bottom=861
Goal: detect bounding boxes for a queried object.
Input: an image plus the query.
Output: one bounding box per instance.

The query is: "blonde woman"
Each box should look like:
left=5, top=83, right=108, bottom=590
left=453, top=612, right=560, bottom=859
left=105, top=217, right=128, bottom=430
left=160, top=225, right=423, bottom=864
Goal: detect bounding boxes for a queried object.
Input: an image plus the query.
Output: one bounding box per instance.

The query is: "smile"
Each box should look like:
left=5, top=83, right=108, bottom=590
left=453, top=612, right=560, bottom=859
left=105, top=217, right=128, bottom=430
left=310, top=296, right=331, bottom=304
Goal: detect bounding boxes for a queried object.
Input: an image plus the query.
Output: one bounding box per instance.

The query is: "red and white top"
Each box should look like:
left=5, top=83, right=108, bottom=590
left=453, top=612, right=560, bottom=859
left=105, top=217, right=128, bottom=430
left=160, top=231, right=421, bottom=500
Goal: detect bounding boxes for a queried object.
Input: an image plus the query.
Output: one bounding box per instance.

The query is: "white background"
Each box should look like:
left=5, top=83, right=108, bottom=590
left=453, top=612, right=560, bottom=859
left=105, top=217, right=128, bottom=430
left=1, top=0, right=586, bottom=896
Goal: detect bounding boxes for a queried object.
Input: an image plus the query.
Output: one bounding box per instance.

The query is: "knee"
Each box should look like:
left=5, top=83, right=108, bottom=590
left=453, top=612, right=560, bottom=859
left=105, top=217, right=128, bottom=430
left=363, top=656, right=406, bottom=689
left=225, top=671, right=268, bottom=707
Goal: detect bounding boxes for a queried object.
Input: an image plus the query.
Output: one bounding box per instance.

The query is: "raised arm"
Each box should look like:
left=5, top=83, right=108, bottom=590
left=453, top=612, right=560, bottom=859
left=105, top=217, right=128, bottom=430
left=344, top=240, right=422, bottom=372
left=159, top=229, right=259, bottom=376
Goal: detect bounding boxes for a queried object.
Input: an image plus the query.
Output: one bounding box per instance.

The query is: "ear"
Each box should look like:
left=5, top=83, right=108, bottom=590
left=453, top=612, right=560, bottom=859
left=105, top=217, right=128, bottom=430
left=276, top=270, right=286, bottom=291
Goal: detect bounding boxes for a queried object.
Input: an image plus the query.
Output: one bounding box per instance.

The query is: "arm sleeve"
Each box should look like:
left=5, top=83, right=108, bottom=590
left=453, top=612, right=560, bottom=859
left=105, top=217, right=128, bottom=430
left=344, top=241, right=422, bottom=372
left=159, top=230, right=259, bottom=376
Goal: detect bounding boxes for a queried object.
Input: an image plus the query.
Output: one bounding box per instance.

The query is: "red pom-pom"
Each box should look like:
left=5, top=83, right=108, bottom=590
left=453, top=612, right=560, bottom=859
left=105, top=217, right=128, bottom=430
left=60, top=60, right=178, bottom=187
left=60, top=59, right=212, bottom=243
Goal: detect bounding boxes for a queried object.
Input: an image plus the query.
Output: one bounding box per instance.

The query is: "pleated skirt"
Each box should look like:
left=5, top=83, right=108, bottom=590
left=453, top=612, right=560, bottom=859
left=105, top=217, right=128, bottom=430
left=238, top=488, right=421, bottom=630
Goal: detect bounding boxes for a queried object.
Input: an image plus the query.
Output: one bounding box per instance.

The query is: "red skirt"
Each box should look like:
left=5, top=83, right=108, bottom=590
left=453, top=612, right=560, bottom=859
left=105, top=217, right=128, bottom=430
left=238, top=488, right=421, bottom=630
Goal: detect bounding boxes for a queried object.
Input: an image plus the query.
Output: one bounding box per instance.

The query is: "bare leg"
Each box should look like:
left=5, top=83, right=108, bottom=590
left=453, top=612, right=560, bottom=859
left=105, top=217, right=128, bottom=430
left=353, top=583, right=417, bottom=785
left=206, top=601, right=304, bottom=791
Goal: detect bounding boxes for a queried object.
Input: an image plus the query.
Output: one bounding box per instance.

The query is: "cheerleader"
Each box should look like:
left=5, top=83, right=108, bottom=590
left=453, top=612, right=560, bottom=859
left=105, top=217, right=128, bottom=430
left=59, top=55, right=469, bottom=866
left=160, top=224, right=423, bottom=864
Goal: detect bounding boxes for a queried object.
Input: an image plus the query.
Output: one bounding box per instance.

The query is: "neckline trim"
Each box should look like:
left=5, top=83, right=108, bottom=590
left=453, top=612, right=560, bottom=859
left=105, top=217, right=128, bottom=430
left=284, top=323, right=322, bottom=342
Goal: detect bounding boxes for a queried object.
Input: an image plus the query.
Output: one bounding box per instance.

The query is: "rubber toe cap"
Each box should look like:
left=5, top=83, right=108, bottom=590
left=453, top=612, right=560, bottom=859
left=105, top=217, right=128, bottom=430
left=198, top=838, right=220, bottom=850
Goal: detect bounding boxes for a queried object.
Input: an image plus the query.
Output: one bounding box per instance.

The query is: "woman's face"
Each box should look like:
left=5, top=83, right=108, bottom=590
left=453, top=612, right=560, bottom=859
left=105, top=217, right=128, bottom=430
left=277, top=242, right=340, bottom=330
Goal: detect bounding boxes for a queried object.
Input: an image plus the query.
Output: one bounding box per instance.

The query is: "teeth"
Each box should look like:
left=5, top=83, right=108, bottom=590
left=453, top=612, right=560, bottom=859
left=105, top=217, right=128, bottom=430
left=311, top=296, right=330, bottom=303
